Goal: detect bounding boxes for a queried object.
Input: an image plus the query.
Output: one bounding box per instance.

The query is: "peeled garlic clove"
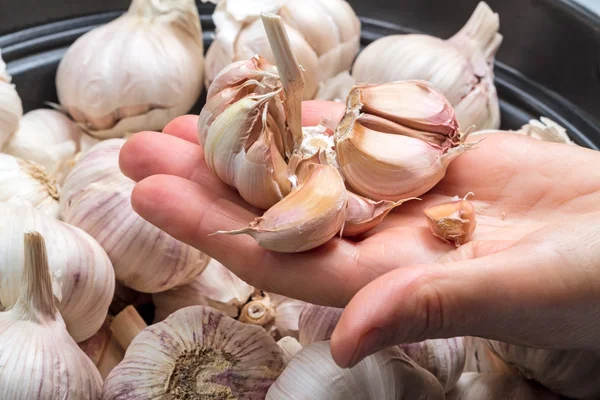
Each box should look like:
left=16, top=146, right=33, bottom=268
left=56, top=0, right=205, bottom=139
left=446, top=373, right=561, bottom=400
left=353, top=2, right=502, bottom=131
left=0, top=232, right=102, bottom=398
left=464, top=336, right=515, bottom=375
left=153, top=258, right=255, bottom=322
left=425, top=194, right=476, bottom=247
left=0, top=202, right=114, bottom=342
left=298, top=304, right=343, bottom=345
left=267, top=341, right=445, bottom=400
left=60, top=139, right=210, bottom=293
left=217, top=163, right=348, bottom=253
left=278, top=336, right=303, bottom=366
left=399, top=338, right=466, bottom=393
left=488, top=340, right=600, bottom=399
left=0, top=154, right=60, bottom=218
left=0, top=50, right=23, bottom=148
left=335, top=81, right=465, bottom=201
left=103, top=306, right=285, bottom=398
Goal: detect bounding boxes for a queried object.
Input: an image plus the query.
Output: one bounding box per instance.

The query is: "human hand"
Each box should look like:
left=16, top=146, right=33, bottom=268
left=119, top=100, right=600, bottom=368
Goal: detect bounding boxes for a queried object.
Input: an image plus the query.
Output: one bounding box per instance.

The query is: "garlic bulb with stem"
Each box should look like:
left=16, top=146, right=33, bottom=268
left=424, top=192, right=477, bottom=247
left=0, top=153, right=60, bottom=217
left=446, top=373, right=561, bottom=400
left=0, top=232, right=102, bottom=398
left=266, top=340, right=445, bottom=399
left=488, top=340, right=600, bottom=400
left=205, top=0, right=360, bottom=100
left=0, top=202, right=114, bottom=342
left=103, top=305, right=285, bottom=398
left=0, top=49, right=23, bottom=148
left=60, top=139, right=210, bottom=293
left=353, top=1, right=502, bottom=131
left=56, top=0, right=205, bottom=139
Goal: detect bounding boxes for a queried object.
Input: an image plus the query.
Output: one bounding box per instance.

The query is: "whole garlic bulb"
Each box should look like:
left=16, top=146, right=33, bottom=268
left=0, top=153, right=60, bottom=218
left=0, top=49, right=23, bottom=148
left=60, top=139, right=210, bottom=293
left=205, top=0, right=360, bottom=99
left=56, top=0, right=205, bottom=139
left=0, top=232, right=102, bottom=398
left=447, top=373, right=561, bottom=400
left=488, top=340, right=600, bottom=400
left=0, top=203, right=115, bottom=342
left=2, top=109, right=97, bottom=181
left=298, top=304, right=343, bottom=345
left=353, top=1, right=502, bottom=131
left=266, top=341, right=446, bottom=399
left=103, top=305, right=285, bottom=398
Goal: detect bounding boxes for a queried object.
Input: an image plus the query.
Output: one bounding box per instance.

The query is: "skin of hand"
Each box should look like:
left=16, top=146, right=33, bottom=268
left=119, top=100, right=600, bottom=369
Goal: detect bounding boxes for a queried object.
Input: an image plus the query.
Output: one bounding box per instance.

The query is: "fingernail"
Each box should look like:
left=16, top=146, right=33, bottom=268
left=345, top=328, right=387, bottom=369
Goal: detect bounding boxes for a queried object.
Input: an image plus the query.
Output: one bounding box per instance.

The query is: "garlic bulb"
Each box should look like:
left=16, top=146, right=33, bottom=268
left=103, top=305, right=285, bottom=398
left=353, top=1, right=502, bottom=131
left=0, top=49, right=23, bottom=148
left=60, top=139, right=210, bottom=293
left=447, top=373, right=561, bottom=400
left=205, top=0, right=360, bottom=100
left=0, top=202, right=114, bottom=342
left=298, top=304, right=343, bottom=345
left=0, top=232, right=102, bottom=398
left=153, top=258, right=255, bottom=321
left=424, top=193, right=477, bottom=247
left=0, top=153, right=60, bottom=218
left=266, top=341, right=445, bottom=399
left=399, top=338, right=466, bottom=393
left=56, top=0, right=205, bottom=139
left=488, top=340, right=600, bottom=399
left=2, top=109, right=97, bottom=182
left=278, top=336, right=302, bottom=365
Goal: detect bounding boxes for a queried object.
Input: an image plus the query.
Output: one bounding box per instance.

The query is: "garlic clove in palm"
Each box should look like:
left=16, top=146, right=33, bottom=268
left=446, top=373, right=561, bottom=400
left=399, top=338, right=467, bottom=393
left=277, top=336, right=303, bottom=366
left=335, top=81, right=466, bottom=201
left=102, top=305, right=285, bottom=399
left=298, top=304, right=343, bottom=345
left=0, top=202, right=114, bottom=342
left=488, top=340, right=600, bottom=400
left=0, top=154, right=60, bottom=218
left=0, top=49, right=23, bottom=148
left=424, top=193, right=477, bottom=247
left=266, top=341, right=446, bottom=400
left=55, top=0, right=205, bottom=139
left=0, top=232, right=102, bottom=398
left=216, top=162, right=348, bottom=252
left=353, top=1, right=502, bottom=131
left=60, top=139, right=210, bottom=293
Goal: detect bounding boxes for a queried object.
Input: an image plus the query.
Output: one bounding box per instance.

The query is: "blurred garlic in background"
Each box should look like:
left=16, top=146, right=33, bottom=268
left=0, top=49, right=22, bottom=148
left=474, top=116, right=576, bottom=145
left=55, top=0, right=205, bottom=139
left=446, top=373, right=561, bottom=399
left=353, top=1, right=502, bottom=131
left=60, top=139, right=210, bottom=293
left=278, top=336, right=303, bottom=365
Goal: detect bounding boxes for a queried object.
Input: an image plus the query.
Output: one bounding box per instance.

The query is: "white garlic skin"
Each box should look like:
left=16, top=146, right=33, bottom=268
left=0, top=203, right=115, bottom=342
left=298, top=304, right=343, bottom=345
left=60, top=139, right=210, bottom=293
left=277, top=336, right=302, bottom=366
left=0, top=50, right=23, bottom=148
left=56, top=0, right=205, bottom=139
left=0, top=154, right=60, bottom=218
left=446, top=373, right=561, bottom=400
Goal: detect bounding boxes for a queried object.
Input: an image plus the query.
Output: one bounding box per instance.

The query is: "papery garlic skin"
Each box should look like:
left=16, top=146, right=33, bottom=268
left=103, top=306, right=285, bottom=399
left=488, top=340, right=600, bottom=400
left=60, top=139, right=210, bottom=293
left=56, top=0, right=204, bottom=139
left=424, top=194, right=477, bottom=247
left=0, top=154, right=60, bottom=217
left=353, top=1, right=502, bottom=131
left=0, top=50, right=23, bottom=148
left=205, top=0, right=360, bottom=100
left=0, top=203, right=115, bottom=342
left=446, top=373, right=561, bottom=400
left=267, top=341, right=445, bottom=400
left=298, top=304, right=343, bottom=345
left=0, top=232, right=102, bottom=399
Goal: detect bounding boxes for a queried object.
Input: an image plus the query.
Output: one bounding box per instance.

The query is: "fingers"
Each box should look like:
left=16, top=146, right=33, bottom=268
left=131, top=174, right=364, bottom=306
left=162, top=114, right=200, bottom=144
left=301, top=101, right=345, bottom=127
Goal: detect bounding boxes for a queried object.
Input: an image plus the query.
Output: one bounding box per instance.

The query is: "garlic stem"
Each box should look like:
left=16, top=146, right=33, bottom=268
left=110, top=305, right=147, bottom=351
left=239, top=292, right=276, bottom=327
left=20, top=232, right=56, bottom=321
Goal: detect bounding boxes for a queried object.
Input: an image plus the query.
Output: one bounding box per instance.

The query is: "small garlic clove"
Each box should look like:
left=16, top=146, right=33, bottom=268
left=277, top=336, right=303, bottom=366
left=424, top=193, right=477, bottom=247
left=103, top=306, right=285, bottom=399
left=216, top=163, right=348, bottom=253
left=344, top=191, right=419, bottom=237
left=266, top=341, right=446, bottom=400
left=446, top=373, right=561, bottom=400
left=0, top=50, right=23, bottom=149
left=519, top=117, right=576, bottom=145
left=206, top=56, right=279, bottom=100
left=298, top=304, right=343, bottom=346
